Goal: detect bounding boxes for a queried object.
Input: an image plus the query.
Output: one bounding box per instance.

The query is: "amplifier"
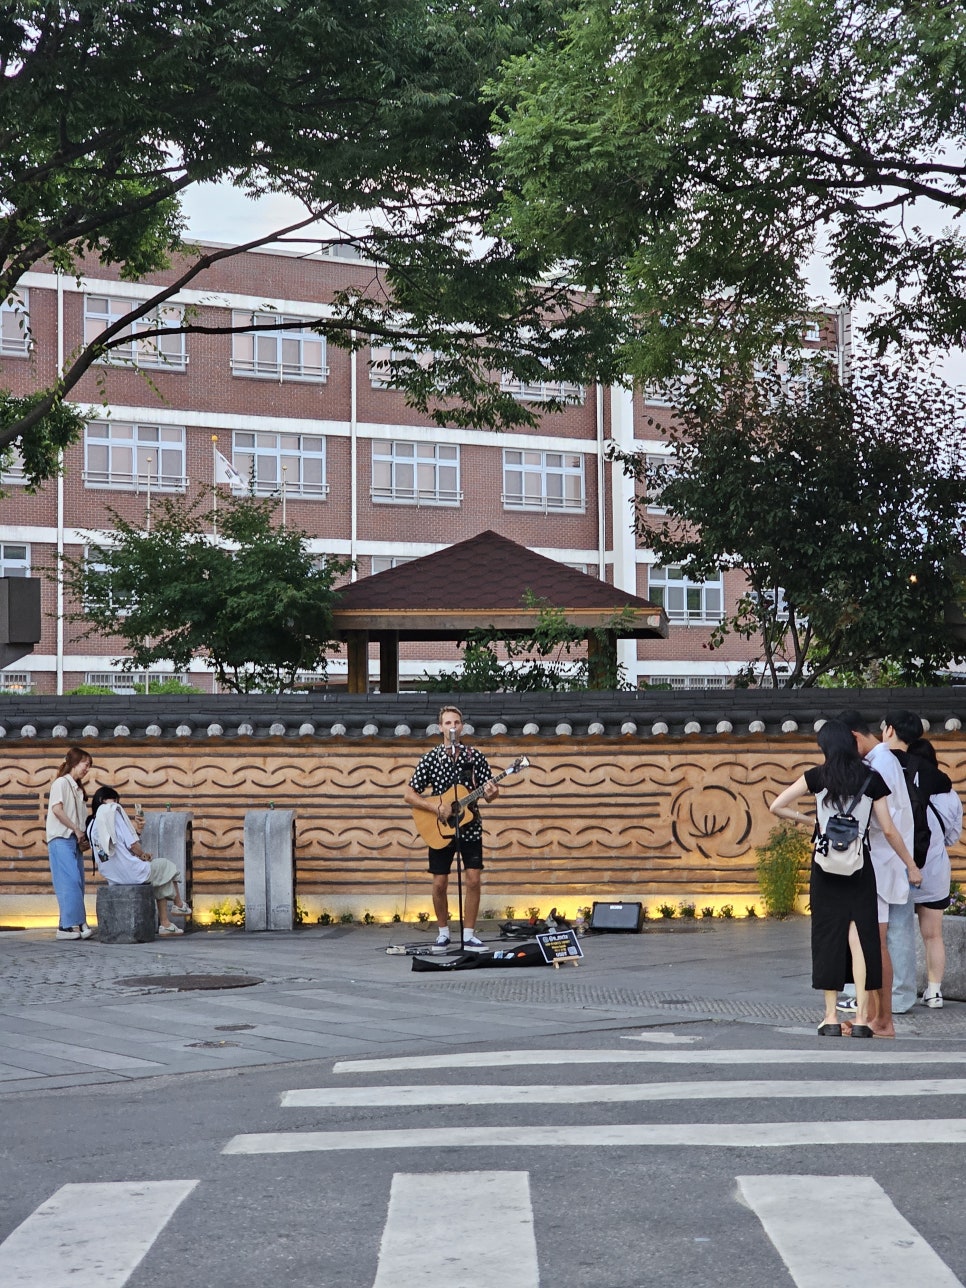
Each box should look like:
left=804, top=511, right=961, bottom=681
left=589, top=901, right=644, bottom=933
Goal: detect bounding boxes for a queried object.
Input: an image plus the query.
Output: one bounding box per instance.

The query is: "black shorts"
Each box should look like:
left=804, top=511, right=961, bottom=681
left=918, top=895, right=952, bottom=911
left=427, top=838, right=484, bottom=875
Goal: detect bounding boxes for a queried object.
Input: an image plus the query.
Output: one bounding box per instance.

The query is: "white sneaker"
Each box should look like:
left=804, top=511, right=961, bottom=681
left=158, top=923, right=184, bottom=935
left=434, top=931, right=451, bottom=947
left=55, top=927, right=81, bottom=940
left=78, top=923, right=93, bottom=939
left=462, top=932, right=486, bottom=949
left=170, top=902, right=192, bottom=916
left=922, top=988, right=943, bottom=1009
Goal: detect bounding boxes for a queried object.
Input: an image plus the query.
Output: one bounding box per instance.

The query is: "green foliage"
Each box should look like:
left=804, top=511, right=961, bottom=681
left=362, top=911, right=376, bottom=925
left=338, top=910, right=355, bottom=925
left=745, top=906, right=759, bottom=919
left=945, top=883, right=965, bottom=918
left=657, top=902, right=676, bottom=920
left=503, top=905, right=516, bottom=919
left=60, top=490, right=349, bottom=693
left=416, top=910, right=431, bottom=923
left=700, top=906, right=716, bottom=919
left=209, top=898, right=245, bottom=927
left=293, top=899, right=308, bottom=927
left=719, top=904, right=735, bottom=920
left=391, top=912, right=402, bottom=923
left=132, top=678, right=200, bottom=695
left=317, top=909, right=334, bottom=926
left=422, top=596, right=633, bottom=692
left=625, top=355, right=966, bottom=685
left=492, top=0, right=966, bottom=374
left=678, top=901, right=696, bottom=920
left=66, top=684, right=114, bottom=696
left=755, top=824, right=810, bottom=919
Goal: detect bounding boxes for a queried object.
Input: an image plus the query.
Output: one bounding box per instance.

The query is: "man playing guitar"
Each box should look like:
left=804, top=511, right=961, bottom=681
left=404, top=705, right=499, bottom=949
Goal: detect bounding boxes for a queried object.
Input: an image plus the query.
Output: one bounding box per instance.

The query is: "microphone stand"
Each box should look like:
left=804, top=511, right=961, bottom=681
left=448, top=729, right=466, bottom=953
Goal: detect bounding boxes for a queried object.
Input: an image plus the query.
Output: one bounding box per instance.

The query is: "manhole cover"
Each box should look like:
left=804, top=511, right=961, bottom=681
left=115, top=974, right=262, bottom=991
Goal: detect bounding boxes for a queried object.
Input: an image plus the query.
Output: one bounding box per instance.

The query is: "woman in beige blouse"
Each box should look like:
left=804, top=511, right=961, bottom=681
left=45, top=747, right=93, bottom=940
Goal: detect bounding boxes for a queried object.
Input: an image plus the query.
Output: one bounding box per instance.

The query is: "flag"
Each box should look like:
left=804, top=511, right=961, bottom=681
left=214, top=448, right=244, bottom=487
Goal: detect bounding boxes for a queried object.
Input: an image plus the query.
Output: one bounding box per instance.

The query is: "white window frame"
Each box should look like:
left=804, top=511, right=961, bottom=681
left=644, top=452, right=678, bottom=515
left=85, top=670, right=188, bottom=694
left=648, top=565, right=724, bottom=624
left=0, top=543, right=30, bottom=577
left=502, top=449, right=585, bottom=513
left=83, top=421, right=187, bottom=491
left=370, top=555, right=416, bottom=574
left=82, top=547, right=132, bottom=617
left=368, top=343, right=440, bottom=389
left=0, top=442, right=27, bottom=486
left=0, top=671, right=32, bottom=693
left=500, top=374, right=584, bottom=404
left=231, top=431, right=329, bottom=498
left=804, top=320, right=821, bottom=342
left=371, top=441, right=461, bottom=506
left=231, top=311, right=328, bottom=382
left=84, top=295, right=187, bottom=370
left=1, top=289, right=30, bottom=355
left=642, top=675, right=730, bottom=690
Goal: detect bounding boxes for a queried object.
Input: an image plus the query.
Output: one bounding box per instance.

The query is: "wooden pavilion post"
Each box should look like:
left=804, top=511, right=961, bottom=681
left=346, top=631, right=370, bottom=694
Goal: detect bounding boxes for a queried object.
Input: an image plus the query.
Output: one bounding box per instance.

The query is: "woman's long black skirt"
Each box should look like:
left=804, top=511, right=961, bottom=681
left=809, top=845, right=882, bottom=991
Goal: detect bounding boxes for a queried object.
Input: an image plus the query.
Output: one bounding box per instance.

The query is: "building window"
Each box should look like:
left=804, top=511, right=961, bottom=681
left=642, top=675, right=730, bottom=690
left=84, top=422, right=186, bottom=491
left=1, top=290, right=30, bottom=355
left=643, top=453, right=677, bottom=515
left=85, top=671, right=188, bottom=694
left=0, top=443, right=27, bottom=486
left=648, top=565, right=724, bottom=623
left=0, top=671, right=32, bottom=694
left=368, top=344, right=439, bottom=389
left=371, top=441, right=460, bottom=506
left=231, top=312, right=328, bottom=381
left=500, top=375, right=584, bottom=404
left=83, top=548, right=133, bottom=616
left=84, top=296, right=186, bottom=369
left=0, top=543, right=30, bottom=577
left=370, top=555, right=417, bottom=575
left=642, top=383, right=674, bottom=408
left=502, top=450, right=585, bottom=512
left=231, top=432, right=328, bottom=497
left=804, top=320, right=821, bottom=342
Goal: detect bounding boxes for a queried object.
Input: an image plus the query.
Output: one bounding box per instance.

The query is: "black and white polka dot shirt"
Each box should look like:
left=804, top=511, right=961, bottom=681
left=409, top=743, right=493, bottom=843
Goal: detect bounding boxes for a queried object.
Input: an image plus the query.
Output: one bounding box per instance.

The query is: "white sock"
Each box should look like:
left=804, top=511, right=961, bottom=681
left=437, top=925, right=449, bottom=936
left=463, top=927, right=476, bottom=938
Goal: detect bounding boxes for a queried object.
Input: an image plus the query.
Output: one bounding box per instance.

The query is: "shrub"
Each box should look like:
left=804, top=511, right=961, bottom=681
left=701, top=906, right=716, bottom=919
left=339, top=910, right=355, bottom=924
left=317, top=909, right=334, bottom=925
left=678, top=901, right=697, bottom=920
left=719, top=904, right=735, bottom=919
left=755, top=823, right=810, bottom=918
left=209, top=898, right=245, bottom=927
left=362, top=910, right=376, bottom=925
left=657, top=902, right=676, bottom=919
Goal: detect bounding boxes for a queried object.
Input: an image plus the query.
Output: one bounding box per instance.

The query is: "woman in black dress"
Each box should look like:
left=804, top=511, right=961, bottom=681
left=770, top=720, right=917, bottom=1038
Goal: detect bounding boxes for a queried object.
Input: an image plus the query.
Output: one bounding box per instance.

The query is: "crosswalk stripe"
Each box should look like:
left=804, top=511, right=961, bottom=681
left=333, top=1048, right=966, bottom=1074
left=0, top=1180, right=197, bottom=1288
left=371, top=1172, right=538, bottom=1287
left=282, top=1077, right=966, bottom=1108
left=737, top=1175, right=962, bottom=1287
left=223, top=1118, right=966, bottom=1154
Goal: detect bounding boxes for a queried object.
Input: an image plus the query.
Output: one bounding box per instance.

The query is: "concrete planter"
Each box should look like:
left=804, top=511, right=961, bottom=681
left=916, top=914, right=966, bottom=1001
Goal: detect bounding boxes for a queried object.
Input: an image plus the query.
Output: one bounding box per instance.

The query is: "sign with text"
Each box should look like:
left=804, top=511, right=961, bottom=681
left=535, top=929, right=584, bottom=965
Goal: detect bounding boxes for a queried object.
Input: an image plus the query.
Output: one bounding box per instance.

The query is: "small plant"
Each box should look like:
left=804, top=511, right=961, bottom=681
left=746, top=905, right=759, bottom=918
left=755, top=822, right=809, bottom=918
left=209, top=898, right=245, bottom=927
left=657, top=902, right=676, bottom=919
left=339, top=910, right=355, bottom=924
left=719, top=903, right=735, bottom=919
left=391, top=911, right=402, bottom=923
left=504, top=905, right=516, bottom=919
left=678, top=901, right=697, bottom=920
left=65, top=683, right=114, bottom=695
left=701, top=906, right=716, bottom=919
left=416, top=910, right=430, bottom=923
left=317, top=909, right=333, bottom=925
left=481, top=908, right=498, bottom=921
left=578, top=906, right=591, bottom=921
left=362, top=910, right=376, bottom=925
left=293, top=898, right=308, bottom=926
left=640, top=905, right=649, bottom=920
left=944, top=882, right=965, bottom=917
left=526, top=905, right=541, bottom=920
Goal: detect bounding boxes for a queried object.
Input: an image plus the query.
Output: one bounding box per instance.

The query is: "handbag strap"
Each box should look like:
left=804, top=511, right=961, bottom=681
left=842, top=773, right=874, bottom=820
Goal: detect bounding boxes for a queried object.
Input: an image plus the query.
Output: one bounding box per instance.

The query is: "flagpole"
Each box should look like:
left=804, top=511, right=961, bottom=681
left=145, top=455, right=153, bottom=532
left=281, top=465, right=287, bottom=527
left=211, top=434, right=219, bottom=538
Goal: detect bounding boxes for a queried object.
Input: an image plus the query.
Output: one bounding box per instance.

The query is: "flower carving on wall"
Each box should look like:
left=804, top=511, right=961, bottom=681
left=669, top=775, right=753, bottom=859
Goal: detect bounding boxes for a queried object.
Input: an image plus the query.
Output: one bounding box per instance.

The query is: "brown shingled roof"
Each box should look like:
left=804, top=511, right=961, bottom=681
left=332, top=531, right=667, bottom=640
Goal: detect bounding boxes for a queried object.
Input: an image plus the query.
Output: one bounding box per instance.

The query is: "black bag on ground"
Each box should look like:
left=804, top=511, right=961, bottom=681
left=411, top=951, right=484, bottom=972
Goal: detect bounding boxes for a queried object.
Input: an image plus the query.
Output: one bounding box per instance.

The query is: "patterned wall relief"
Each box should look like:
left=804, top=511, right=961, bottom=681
left=3, top=737, right=964, bottom=899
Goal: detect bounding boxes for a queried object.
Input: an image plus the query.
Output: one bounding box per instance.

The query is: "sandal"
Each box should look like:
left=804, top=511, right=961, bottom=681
left=817, top=1023, right=842, bottom=1037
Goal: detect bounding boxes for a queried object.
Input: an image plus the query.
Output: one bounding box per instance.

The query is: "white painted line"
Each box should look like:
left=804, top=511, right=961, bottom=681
left=333, top=1048, right=966, bottom=1074
left=282, top=1077, right=966, bottom=1108
left=372, top=1173, right=538, bottom=1287
left=0, top=1180, right=197, bottom=1287
left=737, top=1175, right=961, bottom=1287
left=223, top=1118, right=966, bottom=1155
left=621, top=1032, right=701, bottom=1044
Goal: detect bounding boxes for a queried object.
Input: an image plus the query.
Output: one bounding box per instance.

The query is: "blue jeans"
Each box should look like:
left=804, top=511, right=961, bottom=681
left=887, top=894, right=917, bottom=1013
left=48, top=837, right=86, bottom=928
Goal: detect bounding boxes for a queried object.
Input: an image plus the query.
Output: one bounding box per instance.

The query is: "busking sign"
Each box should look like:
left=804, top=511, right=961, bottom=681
left=535, top=929, right=584, bottom=968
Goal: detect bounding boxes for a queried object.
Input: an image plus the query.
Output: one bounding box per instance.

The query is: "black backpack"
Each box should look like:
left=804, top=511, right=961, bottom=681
left=899, top=754, right=932, bottom=868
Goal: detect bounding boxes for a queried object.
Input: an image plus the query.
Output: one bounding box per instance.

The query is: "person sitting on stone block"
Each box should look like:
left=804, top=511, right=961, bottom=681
left=86, top=786, right=191, bottom=936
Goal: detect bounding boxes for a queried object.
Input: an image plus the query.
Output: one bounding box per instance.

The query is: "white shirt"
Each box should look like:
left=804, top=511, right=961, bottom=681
left=45, top=775, right=85, bottom=842
left=90, top=804, right=151, bottom=885
left=915, top=788, right=963, bottom=905
left=864, top=742, right=914, bottom=905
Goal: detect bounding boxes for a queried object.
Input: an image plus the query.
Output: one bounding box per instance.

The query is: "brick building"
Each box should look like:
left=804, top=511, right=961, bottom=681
left=0, top=243, right=848, bottom=694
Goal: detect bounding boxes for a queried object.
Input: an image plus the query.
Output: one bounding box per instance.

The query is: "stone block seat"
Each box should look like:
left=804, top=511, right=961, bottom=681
left=95, top=883, right=156, bottom=944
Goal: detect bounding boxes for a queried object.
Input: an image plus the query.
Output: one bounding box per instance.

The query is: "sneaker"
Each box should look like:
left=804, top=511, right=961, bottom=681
left=462, top=932, right=486, bottom=949
left=170, top=902, right=192, bottom=916
left=55, top=927, right=81, bottom=940
left=158, top=923, right=184, bottom=935
left=78, top=923, right=93, bottom=940
left=922, top=988, right=943, bottom=1009
left=836, top=994, right=857, bottom=1012
left=434, top=931, right=451, bottom=947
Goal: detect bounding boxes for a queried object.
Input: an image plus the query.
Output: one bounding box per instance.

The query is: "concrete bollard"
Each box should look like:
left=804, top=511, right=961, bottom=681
left=244, top=809, right=297, bottom=931
left=917, top=915, right=966, bottom=1001
left=96, top=883, right=157, bottom=943
left=140, top=811, right=193, bottom=911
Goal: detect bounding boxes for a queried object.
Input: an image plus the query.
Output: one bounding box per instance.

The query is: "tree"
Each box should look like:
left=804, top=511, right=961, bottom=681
left=1, top=0, right=618, bottom=484
left=492, top=0, right=966, bottom=378
left=624, top=355, right=966, bottom=686
left=60, top=492, right=350, bottom=692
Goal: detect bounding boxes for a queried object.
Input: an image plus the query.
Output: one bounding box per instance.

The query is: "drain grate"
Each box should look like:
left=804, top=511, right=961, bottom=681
left=115, top=974, right=262, bottom=992
left=214, top=1023, right=256, bottom=1031
left=186, top=1039, right=241, bottom=1048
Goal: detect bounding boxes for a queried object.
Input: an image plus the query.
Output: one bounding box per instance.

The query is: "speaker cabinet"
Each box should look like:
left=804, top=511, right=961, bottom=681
left=589, top=901, right=644, bottom=933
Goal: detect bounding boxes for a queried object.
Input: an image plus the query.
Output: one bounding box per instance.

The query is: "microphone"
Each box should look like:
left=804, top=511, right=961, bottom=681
left=447, top=727, right=461, bottom=755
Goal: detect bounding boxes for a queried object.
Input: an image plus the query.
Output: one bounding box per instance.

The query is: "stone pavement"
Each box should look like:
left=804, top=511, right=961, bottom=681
left=2, top=918, right=964, bottom=1095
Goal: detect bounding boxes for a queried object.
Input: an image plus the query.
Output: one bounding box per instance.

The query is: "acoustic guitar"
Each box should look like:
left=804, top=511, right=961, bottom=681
left=412, top=756, right=530, bottom=848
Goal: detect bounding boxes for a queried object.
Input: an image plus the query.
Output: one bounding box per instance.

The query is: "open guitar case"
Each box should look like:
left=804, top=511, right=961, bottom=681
left=411, top=942, right=549, bottom=971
